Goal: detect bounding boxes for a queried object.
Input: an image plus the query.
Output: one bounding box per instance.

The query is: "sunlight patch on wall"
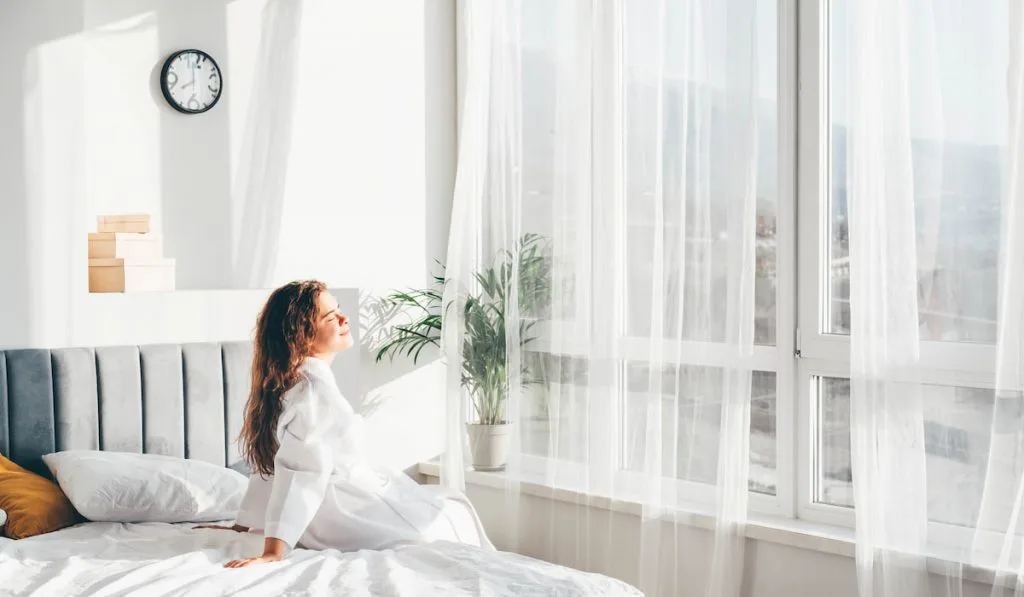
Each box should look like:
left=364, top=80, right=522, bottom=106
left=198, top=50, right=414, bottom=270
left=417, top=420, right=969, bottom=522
left=22, top=32, right=86, bottom=347
left=226, top=0, right=265, bottom=273
left=274, top=1, right=429, bottom=289
left=82, top=12, right=161, bottom=233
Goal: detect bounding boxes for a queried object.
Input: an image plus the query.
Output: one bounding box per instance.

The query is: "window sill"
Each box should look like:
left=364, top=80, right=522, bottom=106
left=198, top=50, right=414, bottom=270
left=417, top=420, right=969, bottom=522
left=417, top=461, right=1012, bottom=588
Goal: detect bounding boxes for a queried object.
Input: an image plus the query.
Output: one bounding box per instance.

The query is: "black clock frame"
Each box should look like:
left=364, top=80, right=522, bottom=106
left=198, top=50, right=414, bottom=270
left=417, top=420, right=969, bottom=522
left=160, top=49, right=223, bottom=115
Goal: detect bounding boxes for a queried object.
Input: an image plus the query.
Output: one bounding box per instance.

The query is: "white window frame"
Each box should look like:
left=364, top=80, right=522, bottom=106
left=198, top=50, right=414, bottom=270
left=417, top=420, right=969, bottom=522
left=794, top=0, right=1000, bottom=537
left=795, top=0, right=997, bottom=379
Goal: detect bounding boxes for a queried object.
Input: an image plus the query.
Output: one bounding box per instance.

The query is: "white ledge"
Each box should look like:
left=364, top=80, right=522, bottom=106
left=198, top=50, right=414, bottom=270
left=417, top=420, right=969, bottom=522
left=418, top=461, right=1011, bottom=588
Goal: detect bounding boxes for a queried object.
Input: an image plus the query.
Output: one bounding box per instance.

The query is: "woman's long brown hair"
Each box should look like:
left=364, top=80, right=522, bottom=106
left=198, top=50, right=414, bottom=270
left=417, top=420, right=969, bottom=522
left=239, top=280, right=327, bottom=477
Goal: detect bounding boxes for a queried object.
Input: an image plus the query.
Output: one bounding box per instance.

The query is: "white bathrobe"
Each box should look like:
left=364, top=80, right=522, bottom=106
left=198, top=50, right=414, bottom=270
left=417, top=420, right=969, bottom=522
left=234, top=357, right=493, bottom=552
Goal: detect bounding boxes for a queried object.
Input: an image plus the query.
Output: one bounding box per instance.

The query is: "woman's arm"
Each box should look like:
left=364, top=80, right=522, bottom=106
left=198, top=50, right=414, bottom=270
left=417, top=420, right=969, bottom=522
left=199, top=472, right=270, bottom=533
left=232, top=472, right=273, bottom=531
left=223, top=379, right=335, bottom=567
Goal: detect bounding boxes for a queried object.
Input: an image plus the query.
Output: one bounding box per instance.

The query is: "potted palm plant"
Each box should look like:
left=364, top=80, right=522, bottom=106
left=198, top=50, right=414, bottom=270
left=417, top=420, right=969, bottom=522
left=376, top=233, right=551, bottom=471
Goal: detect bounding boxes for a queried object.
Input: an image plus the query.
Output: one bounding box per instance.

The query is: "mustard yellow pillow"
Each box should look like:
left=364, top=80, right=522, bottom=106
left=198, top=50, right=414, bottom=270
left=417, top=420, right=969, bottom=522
left=0, top=453, right=81, bottom=539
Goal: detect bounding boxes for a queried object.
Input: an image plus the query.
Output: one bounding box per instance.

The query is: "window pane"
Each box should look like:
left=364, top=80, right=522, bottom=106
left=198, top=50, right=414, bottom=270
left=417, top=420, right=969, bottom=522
left=826, top=0, right=1006, bottom=342
left=624, top=0, right=778, bottom=346
left=521, top=353, right=591, bottom=463
left=520, top=1, right=580, bottom=323
left=817, top=377, right=854, bottom=507
left=751, top=371, right=778, bottom=495
left=816, top=376, right=995, bottom=527
left=755, top=0, right=779, bottom=347
left=624, top=366, right=777, bottom=495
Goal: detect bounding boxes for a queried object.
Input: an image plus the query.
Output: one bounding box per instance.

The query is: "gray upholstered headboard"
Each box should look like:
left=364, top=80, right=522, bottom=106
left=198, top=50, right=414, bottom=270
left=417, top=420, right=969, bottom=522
left=0, top=342, right=253, bottom=478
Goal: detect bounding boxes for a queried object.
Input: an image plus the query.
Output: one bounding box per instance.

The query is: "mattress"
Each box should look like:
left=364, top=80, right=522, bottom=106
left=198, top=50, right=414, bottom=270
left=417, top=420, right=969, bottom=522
left=0, top=522, right=642, bottom=597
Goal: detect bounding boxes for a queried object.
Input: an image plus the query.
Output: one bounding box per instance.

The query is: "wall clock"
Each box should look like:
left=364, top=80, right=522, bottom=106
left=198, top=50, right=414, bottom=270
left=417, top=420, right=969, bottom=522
left=160, top=49, right=222, bottom=114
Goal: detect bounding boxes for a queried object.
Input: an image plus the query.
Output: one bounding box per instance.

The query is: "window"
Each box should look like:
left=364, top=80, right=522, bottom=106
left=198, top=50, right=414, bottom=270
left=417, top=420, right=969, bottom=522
left=622, top=366, right=778, bottom=495
left=795, top=0, right=1009, bottom=534
left=460, top=0, right=1008, bottom=536
left=616, top=0, right=784, bottom=508
left=815, top=376, right=994, bottom=528
left=520, top=353, right=591, bottom=463
left=623, top=0, right=780, bottom=348
left=510, top=0, right=786, bottom=511
left=824, top=0, right=1006, bottom=343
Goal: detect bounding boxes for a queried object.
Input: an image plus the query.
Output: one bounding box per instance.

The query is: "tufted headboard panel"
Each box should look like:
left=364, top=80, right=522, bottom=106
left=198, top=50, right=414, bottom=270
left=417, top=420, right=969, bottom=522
left=0, top=342, right=253, bottom=478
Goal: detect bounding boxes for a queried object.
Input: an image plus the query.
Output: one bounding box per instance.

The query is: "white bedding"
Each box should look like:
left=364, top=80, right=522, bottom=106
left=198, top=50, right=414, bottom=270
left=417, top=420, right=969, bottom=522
left=0, top=522, right=642, bottom=597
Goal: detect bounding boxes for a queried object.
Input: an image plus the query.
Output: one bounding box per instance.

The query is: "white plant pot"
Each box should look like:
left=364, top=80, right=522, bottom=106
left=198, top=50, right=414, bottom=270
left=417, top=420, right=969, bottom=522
left=466, top=423, right=512, bottom=472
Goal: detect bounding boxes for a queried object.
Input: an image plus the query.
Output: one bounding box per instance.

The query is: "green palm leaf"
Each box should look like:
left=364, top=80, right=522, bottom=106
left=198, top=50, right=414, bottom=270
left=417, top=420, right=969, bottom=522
left=376, top=233, right=553, bottom=423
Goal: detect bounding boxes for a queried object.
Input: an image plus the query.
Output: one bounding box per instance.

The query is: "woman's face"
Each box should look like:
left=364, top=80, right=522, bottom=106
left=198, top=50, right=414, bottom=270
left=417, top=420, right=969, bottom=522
left=309, top=292, right=354, bottom=356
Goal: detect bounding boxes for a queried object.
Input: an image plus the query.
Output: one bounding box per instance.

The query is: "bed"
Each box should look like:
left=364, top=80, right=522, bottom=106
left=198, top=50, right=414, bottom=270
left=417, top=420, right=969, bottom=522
left=0, top=342, right=641, bottom=597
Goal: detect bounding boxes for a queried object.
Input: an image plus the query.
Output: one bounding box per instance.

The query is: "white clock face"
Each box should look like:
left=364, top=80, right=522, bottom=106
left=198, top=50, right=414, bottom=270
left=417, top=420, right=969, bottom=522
left=162, top=50, right=222, bottom=113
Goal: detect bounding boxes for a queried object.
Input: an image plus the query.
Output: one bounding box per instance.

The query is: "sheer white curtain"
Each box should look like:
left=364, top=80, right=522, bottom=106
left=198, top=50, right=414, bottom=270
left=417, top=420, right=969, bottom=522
left=442, top=1, right=765, bottom=595
left=230, top=0, right=303, bottom=288
left=983, top=2, right=1024, bottom=594
left=842, top=0, right=1024, bottom=594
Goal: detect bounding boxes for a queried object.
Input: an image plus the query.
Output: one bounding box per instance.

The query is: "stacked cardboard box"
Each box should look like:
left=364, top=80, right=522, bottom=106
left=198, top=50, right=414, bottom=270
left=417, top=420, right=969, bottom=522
left=88, top=214, right=176, bottom=292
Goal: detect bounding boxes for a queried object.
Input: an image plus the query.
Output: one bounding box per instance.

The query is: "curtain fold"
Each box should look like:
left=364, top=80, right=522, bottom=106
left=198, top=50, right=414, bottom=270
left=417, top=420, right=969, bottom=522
left=978, top=1, right=1024, bottom=594
left=846, top=0, right=929, bottom=593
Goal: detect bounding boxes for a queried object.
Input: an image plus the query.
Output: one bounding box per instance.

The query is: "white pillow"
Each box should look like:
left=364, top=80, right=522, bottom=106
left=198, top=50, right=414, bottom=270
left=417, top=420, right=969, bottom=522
left=42, top=450, right=247, bottom=523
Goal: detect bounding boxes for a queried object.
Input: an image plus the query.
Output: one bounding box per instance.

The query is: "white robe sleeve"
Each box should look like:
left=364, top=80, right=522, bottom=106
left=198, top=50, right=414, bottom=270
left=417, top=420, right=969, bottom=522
left=263, top=378, right=336, bottom=547
left=234, top=473, right=272, bottom=530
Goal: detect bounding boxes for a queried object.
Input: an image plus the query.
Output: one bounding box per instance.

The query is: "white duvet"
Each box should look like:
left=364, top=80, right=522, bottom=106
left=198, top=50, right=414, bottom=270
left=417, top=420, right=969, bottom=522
left=0, top=522, right=642, bottom=597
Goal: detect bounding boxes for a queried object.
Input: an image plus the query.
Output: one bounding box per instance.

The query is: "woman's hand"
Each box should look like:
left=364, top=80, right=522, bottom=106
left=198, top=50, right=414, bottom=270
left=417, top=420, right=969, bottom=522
left=224, top=537, right=288, bottom=569
left=194, top=523, right=248, bottom=532
left=224, top=553, right=283, bottom=568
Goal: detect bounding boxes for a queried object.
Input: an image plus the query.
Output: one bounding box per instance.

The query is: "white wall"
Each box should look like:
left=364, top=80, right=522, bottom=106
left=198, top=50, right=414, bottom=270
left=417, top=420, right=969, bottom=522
left=0, top=0, right=456, bottom=471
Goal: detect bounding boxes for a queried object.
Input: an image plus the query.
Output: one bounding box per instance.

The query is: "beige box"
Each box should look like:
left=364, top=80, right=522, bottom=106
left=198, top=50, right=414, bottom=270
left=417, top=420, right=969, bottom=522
left=88, top=258, right=175, bottom=293
left=88, top=233, right=163, bottom=260
left=97, top=214, right=151, bottom=234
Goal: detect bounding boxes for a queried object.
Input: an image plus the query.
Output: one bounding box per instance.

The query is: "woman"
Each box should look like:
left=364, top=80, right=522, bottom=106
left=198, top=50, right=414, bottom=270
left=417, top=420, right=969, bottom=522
left=206, top=280, right=492, bottom=568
